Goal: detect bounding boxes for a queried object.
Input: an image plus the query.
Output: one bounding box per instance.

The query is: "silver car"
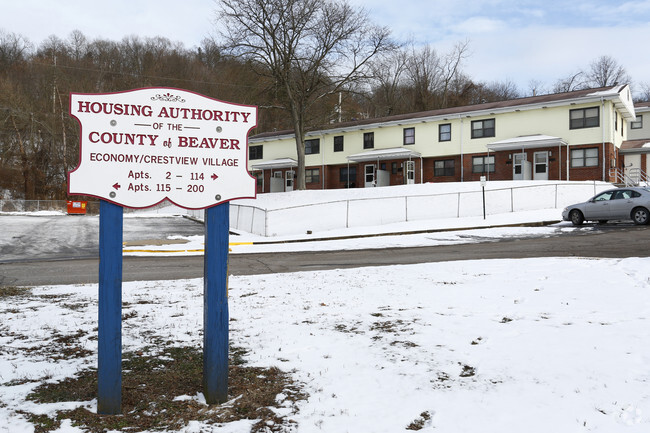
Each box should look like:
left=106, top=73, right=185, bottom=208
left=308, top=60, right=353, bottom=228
left=562, top=187, right=650, bottom=226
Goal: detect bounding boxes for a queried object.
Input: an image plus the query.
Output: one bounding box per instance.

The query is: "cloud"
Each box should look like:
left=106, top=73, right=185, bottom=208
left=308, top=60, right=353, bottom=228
left=458, top=24, right=650, bottom=91
left=451, top=17, right=506, bottom=35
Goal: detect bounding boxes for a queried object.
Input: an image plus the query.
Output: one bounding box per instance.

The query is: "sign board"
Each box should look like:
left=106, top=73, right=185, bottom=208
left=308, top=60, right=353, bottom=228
left=68, top=88, right=257, bottom=209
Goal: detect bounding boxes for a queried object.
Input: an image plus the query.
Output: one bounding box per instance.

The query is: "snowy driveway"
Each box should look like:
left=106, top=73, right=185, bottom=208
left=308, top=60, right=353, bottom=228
left=0, top=214, right=204, bottom=262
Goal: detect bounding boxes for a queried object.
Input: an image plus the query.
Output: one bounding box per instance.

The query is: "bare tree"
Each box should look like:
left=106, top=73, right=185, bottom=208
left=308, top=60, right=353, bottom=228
left=67, top=30, right=88, bottom=62
left=0, top=30, right=32, bottom=69
left=486, top=79, right=520, bottom=100
left=405, top=44, right=441, bottom=111
left=216, top=0, right=393, bottom=190
left=585, top=55, right=631, bottom=87
left=635, top=82, right=650, bottom=102
left=437, top=40, right=470, bottom=108
left=553, top=71, right=585, bottom=93
left=367, top=48, right=409, bottom=116
left=526, top=79, right=547, bottom=97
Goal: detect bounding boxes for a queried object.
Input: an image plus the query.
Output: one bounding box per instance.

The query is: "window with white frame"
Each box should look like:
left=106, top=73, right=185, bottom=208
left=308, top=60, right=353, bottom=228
left=571, top=147, right=599, bottom=167
left=631, top=115, right=643, bottom=129
left=472, top=155, right=495, bottom=173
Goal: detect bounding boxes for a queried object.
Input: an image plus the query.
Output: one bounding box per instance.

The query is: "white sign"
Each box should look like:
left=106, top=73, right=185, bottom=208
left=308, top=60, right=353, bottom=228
left=68, top=88, right=257, bottom=209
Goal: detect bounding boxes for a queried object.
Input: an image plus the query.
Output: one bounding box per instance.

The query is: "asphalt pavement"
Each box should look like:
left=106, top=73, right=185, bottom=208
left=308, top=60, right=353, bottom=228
left=1, top=214, right=650, bottom=287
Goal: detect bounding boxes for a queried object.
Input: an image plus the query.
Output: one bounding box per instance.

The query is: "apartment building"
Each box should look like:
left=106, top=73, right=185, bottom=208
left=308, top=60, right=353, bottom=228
left=247, top=85, right=638, bottom=193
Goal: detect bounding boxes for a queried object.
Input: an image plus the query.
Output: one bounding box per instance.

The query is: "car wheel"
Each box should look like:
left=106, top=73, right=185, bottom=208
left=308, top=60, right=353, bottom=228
left=570, top=209, right=584, bottom=226
left=632, top=207, right=650, bottom=225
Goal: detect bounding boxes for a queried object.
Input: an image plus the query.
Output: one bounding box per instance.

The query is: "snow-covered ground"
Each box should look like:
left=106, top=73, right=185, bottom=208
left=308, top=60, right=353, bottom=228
left=2, top=257, right=650, bottom=432
left=3, top=182, right=650, bottom=432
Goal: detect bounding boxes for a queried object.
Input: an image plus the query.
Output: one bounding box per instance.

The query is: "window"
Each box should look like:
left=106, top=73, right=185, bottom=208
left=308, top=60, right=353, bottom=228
left=249, top=145, right=263, bottom=160
left=253, top=171, right=263, bottom=190
left=612, top=189, right=641, bottom=200
left=434, top=159, right=455, bottom=176
left=305, top=138, right=320, bottom=155
left=570, top=107, right=599, bottom=129
left=391, top=162, right=398, bottom=174
left=363, top=132, right=374, bottom=149
left=631, top=115, right=643, bottom=129
left=403, top=127, right=415, bottom=145
left=380, top=163, right=386, bottom=171
left=340, top=166, right=357, bottom=183
left=305, top=168, right=320, bottom=184
left=571, top=148, right=598, bottom=167
left=439, top=123, right=451, bottom=142
left=472, top=155, right=495, bottom=173
left=471, top=119, right=495, bottom=138
left=334, top=136, right=344, bottom=152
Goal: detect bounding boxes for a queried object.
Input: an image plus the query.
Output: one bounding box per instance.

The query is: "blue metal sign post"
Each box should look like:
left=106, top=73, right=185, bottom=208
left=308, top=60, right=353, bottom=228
left=203, top=202, right=230, bottom=404
left=97, top=200, right=123, bottom=415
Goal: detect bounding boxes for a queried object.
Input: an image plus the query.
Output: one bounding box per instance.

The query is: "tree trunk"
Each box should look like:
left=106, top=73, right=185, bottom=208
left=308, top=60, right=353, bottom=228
left=289, top=104, right=307, bottom=190
left=10, top=115, right=32, bottom=199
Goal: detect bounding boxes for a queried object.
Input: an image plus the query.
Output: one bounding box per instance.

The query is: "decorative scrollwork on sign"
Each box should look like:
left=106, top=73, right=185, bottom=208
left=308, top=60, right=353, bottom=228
left=151, top=93, right=186, bottom=103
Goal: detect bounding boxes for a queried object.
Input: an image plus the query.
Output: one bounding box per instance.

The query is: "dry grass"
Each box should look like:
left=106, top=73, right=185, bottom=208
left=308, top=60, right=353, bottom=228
left=25, top=346, right=306, bottom=432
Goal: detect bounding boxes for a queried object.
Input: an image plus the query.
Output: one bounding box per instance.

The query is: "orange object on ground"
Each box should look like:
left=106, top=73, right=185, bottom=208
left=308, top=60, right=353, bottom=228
left=67, top=200, right=87, bottom=215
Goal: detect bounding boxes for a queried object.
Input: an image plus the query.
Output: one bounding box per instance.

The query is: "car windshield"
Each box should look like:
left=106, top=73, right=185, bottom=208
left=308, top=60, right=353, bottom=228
left=594, top=191, right=614, bottom=201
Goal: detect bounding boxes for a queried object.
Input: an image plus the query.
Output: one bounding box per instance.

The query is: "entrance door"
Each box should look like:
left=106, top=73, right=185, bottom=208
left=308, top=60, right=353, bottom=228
left=364, top=164, right=376, bottom=187
left=533, top=151, right=549, bottom=180
left=405, top=161, right=415, bottom=185
left=513, top=153, right=526, bottom=180
left=285, top=170, right=295, bottom=192
left=625, top=154, right=642, bottom=184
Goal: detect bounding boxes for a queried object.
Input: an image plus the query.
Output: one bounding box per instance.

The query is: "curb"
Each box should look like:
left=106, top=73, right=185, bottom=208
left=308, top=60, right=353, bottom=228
left=244, top=220, right=562, bottom=245
left=125, top=220, right=562, bottom=252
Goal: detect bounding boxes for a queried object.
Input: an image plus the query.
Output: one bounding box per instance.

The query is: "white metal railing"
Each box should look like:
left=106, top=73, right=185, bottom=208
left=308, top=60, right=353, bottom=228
left=609, top=168, right=650, bottom=187
left=218, top=181, right=611, bottom=237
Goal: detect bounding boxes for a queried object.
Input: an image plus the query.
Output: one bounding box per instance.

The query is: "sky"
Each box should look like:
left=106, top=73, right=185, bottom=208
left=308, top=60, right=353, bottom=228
left=2, top=0, right=649, bottom=94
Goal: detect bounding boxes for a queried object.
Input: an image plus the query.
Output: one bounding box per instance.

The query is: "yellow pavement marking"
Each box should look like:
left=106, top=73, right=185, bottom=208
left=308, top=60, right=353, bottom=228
left=123, top=242, right=253, bottom=253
